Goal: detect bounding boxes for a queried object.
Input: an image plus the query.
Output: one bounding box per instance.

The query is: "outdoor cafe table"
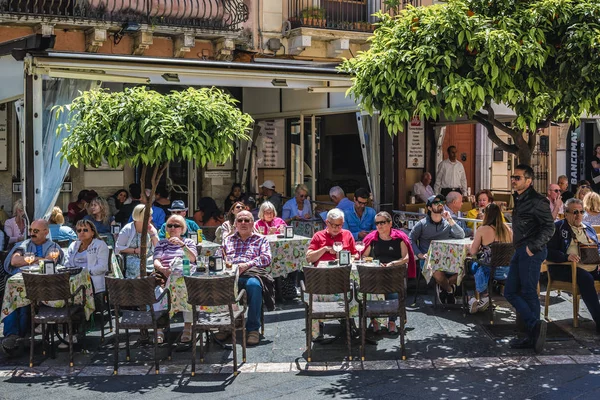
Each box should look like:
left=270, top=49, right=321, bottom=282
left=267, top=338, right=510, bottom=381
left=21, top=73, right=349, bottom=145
left=290, top=219, right=324, bottom=238
left=157, top=266, right=239, bottom=318
left=421, top=238, right=474, bottom=286
left=1, top=267, right=96, bottom=323
left=197, top=234, right=311, bottom=279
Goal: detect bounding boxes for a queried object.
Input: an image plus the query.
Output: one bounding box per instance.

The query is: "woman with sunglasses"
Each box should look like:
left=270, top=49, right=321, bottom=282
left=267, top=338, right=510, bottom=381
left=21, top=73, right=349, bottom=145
left=153, top=214, right=198, bottom=343
left=115, top=204, right=159, bottom=278
left=362, top=211, right=416, bottom=333
left=467, top=203, right=513, bottom=313
left=254, top=201, right=287, bottom=235
left=83, top=197, right=115, bottom=246
left=215, top=201, right=247, bottom=244
left=576, top=185, right=593, bottom=201
left=64, top=220, right=110, bottom=298
left=282, top=184, right=312, bottom=224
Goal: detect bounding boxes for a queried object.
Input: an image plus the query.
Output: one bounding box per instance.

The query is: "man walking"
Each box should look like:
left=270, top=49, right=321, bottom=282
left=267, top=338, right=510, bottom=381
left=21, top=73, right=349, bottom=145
left=506, top=164, right=555, bottom=353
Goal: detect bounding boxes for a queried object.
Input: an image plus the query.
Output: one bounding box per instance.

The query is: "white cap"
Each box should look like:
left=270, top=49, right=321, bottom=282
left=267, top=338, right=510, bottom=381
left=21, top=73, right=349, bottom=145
left=260, top=180, right=276, bottom=190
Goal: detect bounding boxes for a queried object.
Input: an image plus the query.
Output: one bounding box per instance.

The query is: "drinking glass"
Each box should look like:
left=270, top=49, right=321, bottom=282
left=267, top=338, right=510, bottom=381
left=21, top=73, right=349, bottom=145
left=355, top=241, right=365, bottom=262
left=49, top=247, right=60, bottom=263
left=333, top=241, right=343, bottom=262
left=24, top=252, right=35, bottom=267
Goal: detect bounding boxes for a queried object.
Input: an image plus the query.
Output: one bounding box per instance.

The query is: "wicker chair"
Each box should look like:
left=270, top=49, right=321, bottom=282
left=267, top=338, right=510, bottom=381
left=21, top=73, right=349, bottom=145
left=184, top=274, right=247, bottom=376
left=23, top=272, right=86, bottom=368
left=92, top=248, right=114, bottom=342
left=543, top=260, right=600, bottom=327
left=300, top=265, right=353, bottom=362
left=461, top=242, right=515, bottom=324
left=356, top=263, right=407, bottom=361
left=105, top=276, right=171, bottom=375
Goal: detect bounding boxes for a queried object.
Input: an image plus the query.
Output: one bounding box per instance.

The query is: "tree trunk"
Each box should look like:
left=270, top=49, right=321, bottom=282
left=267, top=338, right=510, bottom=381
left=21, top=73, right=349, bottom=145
left=516, top=146, right=533, bottom=166
left=138, top=162, right=169, bottom=278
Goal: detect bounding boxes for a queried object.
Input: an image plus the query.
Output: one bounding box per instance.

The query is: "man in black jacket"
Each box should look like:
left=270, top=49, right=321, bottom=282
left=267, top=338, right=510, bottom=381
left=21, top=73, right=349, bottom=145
left=506, top=164, right=555, bottom=353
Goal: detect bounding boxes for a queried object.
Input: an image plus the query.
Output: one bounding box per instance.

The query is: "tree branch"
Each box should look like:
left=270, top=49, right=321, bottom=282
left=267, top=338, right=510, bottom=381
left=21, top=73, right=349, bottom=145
left=481, top=105, right=520, bottom=139
left=536, top=105, right=561, bottom=130
left=473, top=112, right=519, bottom=154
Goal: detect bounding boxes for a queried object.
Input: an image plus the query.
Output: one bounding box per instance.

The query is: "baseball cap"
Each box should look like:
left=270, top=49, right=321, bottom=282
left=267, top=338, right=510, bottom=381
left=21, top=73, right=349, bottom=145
left=426, top=194, right=446, bottom=207
left=259, top=180, right=276, bottom=190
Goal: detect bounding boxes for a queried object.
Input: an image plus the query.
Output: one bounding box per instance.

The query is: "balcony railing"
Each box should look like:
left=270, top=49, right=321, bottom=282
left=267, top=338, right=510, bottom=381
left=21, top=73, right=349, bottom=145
left=0, top=0, right=249, bottom=31
left=288, top=0, right=420, bottom=32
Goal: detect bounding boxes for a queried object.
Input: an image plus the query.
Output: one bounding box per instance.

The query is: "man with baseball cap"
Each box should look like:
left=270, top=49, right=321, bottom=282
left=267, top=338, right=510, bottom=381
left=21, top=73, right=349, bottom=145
left=157, top=200, right=202, bottom=240
left=259, top=180, right=282, bottom=216
left=409, top=194, right=465, bottom=304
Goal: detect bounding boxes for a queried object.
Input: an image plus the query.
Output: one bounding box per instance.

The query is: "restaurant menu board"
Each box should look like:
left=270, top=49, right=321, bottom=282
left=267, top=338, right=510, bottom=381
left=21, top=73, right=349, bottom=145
left=257, top=119, right=285, bottom=169
left=407, top=116, right=425, bottom=169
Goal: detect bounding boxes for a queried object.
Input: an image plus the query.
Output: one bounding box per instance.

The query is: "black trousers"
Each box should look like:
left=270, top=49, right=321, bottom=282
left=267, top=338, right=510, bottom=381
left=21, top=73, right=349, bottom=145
left=549, top=265, right=600, bottom=324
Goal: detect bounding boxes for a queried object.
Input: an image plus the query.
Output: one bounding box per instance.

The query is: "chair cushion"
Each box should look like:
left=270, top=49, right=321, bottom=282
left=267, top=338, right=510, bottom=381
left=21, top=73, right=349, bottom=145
left=195, top=309, right=244, bottom=329
left=310, top=301, right=347, bottom=318
left=33, top=305, right=83, bottom=324
left=364, top=300, right=401, bottom=317
left=119, top=310, right=169, bottom=329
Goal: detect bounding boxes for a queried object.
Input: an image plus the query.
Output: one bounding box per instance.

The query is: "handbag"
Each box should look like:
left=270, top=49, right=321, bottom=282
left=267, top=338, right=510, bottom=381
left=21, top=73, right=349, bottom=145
left=570, top=225, right=600, bottom=265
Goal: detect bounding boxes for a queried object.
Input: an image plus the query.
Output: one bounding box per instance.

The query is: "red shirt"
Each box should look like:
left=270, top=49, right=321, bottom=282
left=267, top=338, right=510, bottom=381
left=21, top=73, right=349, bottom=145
left=308, top=229, right=357, bottom=265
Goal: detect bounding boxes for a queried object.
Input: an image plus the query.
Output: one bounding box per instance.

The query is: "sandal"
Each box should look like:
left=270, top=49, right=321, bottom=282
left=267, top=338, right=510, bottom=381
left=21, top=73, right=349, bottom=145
left=156, top=329, right=165, bottom=344
left=370, top=319, right=381, bottom=332
left=388, top=321, right=398, bottom=334
left=180, top=325, right=192, bottom=343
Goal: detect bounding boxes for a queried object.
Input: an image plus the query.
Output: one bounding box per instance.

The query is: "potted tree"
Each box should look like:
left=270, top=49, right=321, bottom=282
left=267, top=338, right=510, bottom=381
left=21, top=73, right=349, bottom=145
left=300, top=7, right=326, bottom=28
left=57, top=86, right=254, bottom=277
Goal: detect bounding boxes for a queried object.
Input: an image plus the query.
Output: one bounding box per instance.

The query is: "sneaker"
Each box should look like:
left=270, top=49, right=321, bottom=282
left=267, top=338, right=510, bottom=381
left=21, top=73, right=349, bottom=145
left=477, top=297, right=490, bottom=312
left=468, top=297, right=479, bottom=314
left=436, top=284, right=447, bottom=304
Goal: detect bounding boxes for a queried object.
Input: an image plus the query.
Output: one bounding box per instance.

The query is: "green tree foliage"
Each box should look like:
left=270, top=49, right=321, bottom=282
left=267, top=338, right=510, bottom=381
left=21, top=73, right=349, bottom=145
left=57, top=86, right=253, bottom=276
left=341, top=0, right=600, bottom=164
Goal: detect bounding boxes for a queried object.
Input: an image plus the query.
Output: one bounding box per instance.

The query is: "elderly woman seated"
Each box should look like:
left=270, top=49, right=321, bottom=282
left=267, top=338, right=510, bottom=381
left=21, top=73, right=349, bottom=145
left=547, top=198, right=600, bottom=334
left=282, top=184, right=312, bottom=224
left=115, top=204, right=159, bottom=278
left=153, top=214, right=198, bottom=343
left=254, top=201, right=287, bottom=235
left=64, top=219, right=110, bottom=301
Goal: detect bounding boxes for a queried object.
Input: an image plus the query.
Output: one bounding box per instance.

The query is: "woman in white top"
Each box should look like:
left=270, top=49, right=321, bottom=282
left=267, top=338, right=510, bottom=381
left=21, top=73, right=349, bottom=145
left=583, top=192, right=600, bottom=226
left=4, top=200, right=26, bottom=244
left=215, top=201, right=246, bottom=244
left=64, top=219, right=110, bottom=295
left=282, top=184, right=312, bottom=224
left=115, top=204, right=159, bottom=278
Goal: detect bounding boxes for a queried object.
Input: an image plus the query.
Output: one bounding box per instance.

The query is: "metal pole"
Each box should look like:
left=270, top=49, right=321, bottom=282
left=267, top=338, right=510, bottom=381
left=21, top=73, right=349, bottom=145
left=300, top=114, right=304, bottom=186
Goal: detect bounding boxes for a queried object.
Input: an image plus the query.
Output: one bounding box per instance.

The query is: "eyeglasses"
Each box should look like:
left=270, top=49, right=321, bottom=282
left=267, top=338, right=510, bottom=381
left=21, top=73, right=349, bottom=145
left=327, top=222, right=343, bottom=228
left=355, top=199, right=368, bottom=206
left=236, top=218, right=252, bottom=223
left=166, top=224, right=182, bottom=229
left=76, top=228, right=89, bottom=233
left=298, top=194, right=307, bottom=198
left=510, top=175, right=523, bottom=181
left=580, top=185, right=591, bottom=189
left=567, top=210, right=584, bottom=215
left=28, top=228, right=40, bottom=234
left=375, top=220, right=389, bottom=226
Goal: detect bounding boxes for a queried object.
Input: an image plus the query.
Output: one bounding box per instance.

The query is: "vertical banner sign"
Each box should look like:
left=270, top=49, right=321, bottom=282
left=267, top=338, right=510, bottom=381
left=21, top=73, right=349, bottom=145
left=567, top=127, right=581, bottom=187
left=256, top=120, right=285, bottom=169
left=406, top=116, right=425, bottom=169
left=0, top=104, right=7, bottom=171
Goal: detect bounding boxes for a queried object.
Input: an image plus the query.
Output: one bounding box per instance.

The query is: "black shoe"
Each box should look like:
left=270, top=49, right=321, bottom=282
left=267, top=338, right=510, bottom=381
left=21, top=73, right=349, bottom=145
left=509, top=337, right=533, bottom=349
left=533, top=320, right=547, bottom=354
left=452, top=284, right=462, bottom=297
left=446, top=291, right=456, bottom=304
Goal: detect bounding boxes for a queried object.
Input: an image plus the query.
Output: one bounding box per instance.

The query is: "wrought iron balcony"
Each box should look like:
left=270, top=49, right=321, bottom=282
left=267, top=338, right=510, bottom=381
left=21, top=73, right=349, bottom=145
left=0, top=0, right=249, bottom=31
left=287, top=0, right=420, bottom=32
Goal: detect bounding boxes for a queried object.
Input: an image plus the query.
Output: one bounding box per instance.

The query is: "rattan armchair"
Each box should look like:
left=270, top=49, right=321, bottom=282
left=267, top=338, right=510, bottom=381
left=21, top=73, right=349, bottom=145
left=105, top=276, right=171, bottom=375
left=300, top=265, right=353, bottom=362
left=184, top=274, right=247, bottom=376
left=23, top=272, right=86, bottom=368
left=461, top=242, right=515, bottom=324
left=356, top=263, right=407, bottom=361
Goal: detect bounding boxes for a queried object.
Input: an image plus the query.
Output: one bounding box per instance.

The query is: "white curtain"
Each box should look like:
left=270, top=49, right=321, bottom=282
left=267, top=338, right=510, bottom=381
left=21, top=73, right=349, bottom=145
left=356, top=112, right=381, bottom=210
left=36, top=78, right=97, bottom=220
left=14, top=100, right=27, bottom=221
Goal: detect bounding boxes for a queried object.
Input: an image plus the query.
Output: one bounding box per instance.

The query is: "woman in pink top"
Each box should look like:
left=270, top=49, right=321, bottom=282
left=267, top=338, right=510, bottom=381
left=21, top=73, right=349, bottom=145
left=5, top=200, right=26, bottom=244
left=254, top=201, right=287, bottom=235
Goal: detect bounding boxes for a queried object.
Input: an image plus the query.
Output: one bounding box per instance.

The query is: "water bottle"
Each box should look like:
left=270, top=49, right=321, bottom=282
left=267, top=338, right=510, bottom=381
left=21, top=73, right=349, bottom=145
left=182, top=252, right=190, bottom=276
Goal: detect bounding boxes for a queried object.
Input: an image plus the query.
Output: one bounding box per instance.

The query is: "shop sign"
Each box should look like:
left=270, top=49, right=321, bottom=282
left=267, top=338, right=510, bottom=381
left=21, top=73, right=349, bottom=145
left=257, top=119, right=285, bottom=169
left=567, top=127, right=581, bottom=186
left=406, top=116, right=425, bottom=169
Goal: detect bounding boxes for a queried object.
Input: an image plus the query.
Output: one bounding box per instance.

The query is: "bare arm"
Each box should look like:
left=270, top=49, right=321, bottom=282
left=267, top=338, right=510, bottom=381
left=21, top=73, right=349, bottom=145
left=306, top=246, right=334, bottom=264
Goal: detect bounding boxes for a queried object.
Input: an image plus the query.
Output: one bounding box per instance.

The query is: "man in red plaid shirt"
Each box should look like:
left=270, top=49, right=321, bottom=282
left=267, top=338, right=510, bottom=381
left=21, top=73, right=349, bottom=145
left=221, top=210, right=271, bottom=345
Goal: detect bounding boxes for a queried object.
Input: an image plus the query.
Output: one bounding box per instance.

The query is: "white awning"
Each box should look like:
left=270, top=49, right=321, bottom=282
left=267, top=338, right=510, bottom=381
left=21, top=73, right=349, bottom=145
left=0, top=55, right=24, bottom=103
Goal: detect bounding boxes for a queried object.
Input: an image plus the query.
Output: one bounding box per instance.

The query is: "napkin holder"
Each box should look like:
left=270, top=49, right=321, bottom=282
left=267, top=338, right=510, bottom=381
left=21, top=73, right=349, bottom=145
left=284, top=226, right=294, bottom=238
left=339, top=250, right=351, bottom=266
left=209, top=256, right=223, bottom=272
left=42, top=260, right=55, bottom=275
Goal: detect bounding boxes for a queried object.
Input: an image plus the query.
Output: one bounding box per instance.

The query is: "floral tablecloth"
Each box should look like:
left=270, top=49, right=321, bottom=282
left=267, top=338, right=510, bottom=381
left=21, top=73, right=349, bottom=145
left=1, top=269, right=96, bottom=323
left=290, top=219, right=324, bottom=238
left=159, top=267, right=239, bottom=318
left=197, top=234, right=311, bottom=278
left=422, top=238, right=473, bottom=285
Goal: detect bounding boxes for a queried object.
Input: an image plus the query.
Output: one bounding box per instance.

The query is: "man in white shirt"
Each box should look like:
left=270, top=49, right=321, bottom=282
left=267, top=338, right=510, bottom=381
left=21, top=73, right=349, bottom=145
left=413, top=172, right=435, bottom=203
left=547, top=183, right=564, bottom=220
left=434, top=146, right=468, bottom=196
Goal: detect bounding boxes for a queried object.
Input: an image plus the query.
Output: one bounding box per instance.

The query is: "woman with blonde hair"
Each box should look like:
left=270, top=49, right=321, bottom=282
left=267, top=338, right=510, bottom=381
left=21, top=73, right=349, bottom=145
left=115, top=204, right=159, bottom=278
left=467, top=203, right=513, bottom=314
left=48, top=206, right=77, bottom=243
left=575, top=185, right=593, bottom=201
left=583, top=192, right=600, bottom=225
left=4, top=199, right=26, bottom=244
left=83, top=197, right=115, bottom=245
left=282, top=184, right=312, bottom=224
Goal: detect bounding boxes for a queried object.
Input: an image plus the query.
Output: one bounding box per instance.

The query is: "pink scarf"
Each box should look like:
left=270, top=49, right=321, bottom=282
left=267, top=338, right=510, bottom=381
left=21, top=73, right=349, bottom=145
left=363, top=228, right=416, bottom=278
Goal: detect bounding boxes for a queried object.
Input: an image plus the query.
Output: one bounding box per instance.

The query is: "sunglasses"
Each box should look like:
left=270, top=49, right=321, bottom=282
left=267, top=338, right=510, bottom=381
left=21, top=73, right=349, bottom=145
left=28, top=228, right=40, bottom=234
left=551, top=189, right=560, bottom=193
left=355, top=199, right=368, bottom=206
left=166, top=224, right=182, bottom=229
left=76, top=228, right=89, bottom=233
left=237, top=218, right=252, bottom=223
left=580, top=185, right=591, bottom=189
left=510, top=175, right=524, bottom=181
left=567, top=210, right=584, bottom=215
left=375, top=220, right=389, bottom=226
left=234, top=205, right=245, bottom=209
left=298, top=194, right=307, bottom=198
left=431, top=201, right=445, bottom=206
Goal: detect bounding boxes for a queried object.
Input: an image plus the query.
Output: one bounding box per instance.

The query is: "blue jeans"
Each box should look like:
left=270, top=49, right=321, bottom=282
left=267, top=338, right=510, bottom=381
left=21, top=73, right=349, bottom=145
left=470, top=263, right=510, bottom=293
left=504, top=246, right=547, bottom=333
left=238, top=276, right=262, bottom=333
left=3, top=306, right=30, bottom=337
